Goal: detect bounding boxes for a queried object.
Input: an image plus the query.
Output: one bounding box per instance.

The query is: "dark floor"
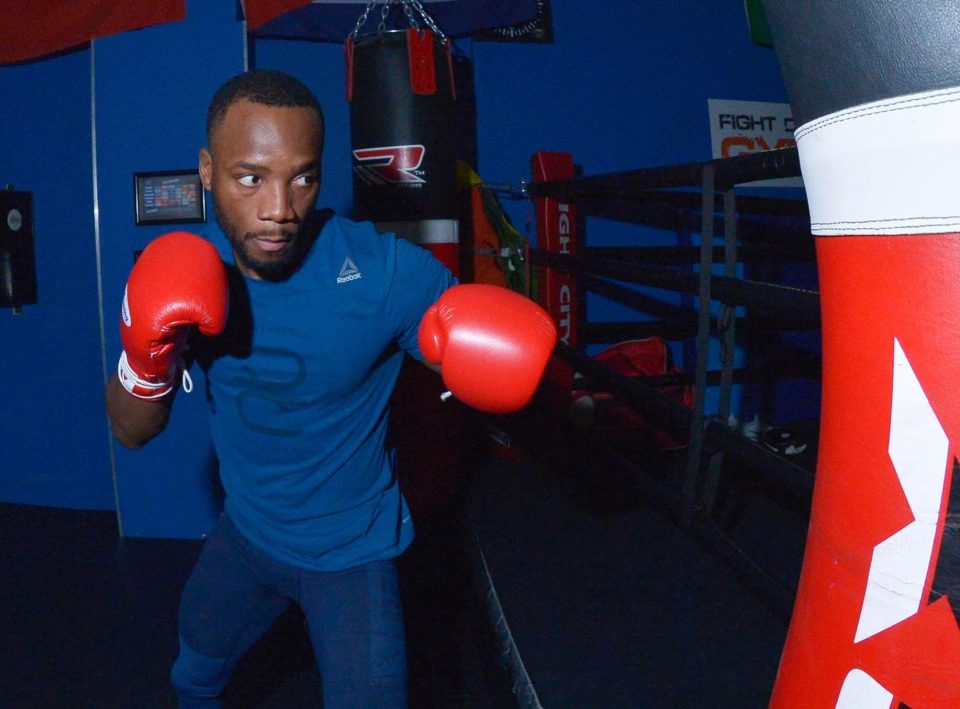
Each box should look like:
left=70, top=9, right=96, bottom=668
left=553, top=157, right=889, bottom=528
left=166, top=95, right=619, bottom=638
left=0, top=499, right=515, bottom=709
left=0, top=423, right=813, bottom=708
left=467, top=453, right=808, bottom=707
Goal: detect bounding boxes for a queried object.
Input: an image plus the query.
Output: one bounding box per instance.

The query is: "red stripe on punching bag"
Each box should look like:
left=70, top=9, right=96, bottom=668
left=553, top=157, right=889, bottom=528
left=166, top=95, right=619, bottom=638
left=406, top=29, right=437, bottom=95
left=378, top=220, right=460, bottom=276
left=426, top=243, right=459, bottom=274
left=344, top=38, right=355, bottom=102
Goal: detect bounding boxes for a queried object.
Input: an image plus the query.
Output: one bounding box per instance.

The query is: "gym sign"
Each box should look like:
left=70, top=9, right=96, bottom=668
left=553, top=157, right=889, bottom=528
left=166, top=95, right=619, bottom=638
left=707, top=98, right=802, bottom=187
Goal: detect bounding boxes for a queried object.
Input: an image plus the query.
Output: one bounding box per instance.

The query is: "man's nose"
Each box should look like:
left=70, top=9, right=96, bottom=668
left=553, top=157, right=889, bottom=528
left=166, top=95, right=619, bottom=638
left=258, top=181, right=296, bottom=223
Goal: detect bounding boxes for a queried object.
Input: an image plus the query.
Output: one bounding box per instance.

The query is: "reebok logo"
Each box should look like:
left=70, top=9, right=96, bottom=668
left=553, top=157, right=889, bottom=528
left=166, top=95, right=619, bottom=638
left=336, top=257, right=362, bottom=284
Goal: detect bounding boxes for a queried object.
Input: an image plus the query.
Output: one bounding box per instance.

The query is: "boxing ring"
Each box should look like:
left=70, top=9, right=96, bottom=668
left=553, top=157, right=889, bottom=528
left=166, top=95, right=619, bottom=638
left=464, top=145, right=819, bottom=706
left=465, top=2, right=960, bottom=704
left=529, top=147, right=818, bottom=524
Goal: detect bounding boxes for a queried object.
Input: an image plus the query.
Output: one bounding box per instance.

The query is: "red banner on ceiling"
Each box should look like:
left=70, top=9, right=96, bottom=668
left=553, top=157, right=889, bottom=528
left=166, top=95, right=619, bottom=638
left=242, top=0, right=312, bottom=31
left=0, top=0, right=186, bottom=65
left=247, top=0, right=541, bottom=41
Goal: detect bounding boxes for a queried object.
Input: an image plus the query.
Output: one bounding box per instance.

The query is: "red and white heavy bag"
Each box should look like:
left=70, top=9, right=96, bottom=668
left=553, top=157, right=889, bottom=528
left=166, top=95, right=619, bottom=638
left=758, top=1, right=960, bottom=703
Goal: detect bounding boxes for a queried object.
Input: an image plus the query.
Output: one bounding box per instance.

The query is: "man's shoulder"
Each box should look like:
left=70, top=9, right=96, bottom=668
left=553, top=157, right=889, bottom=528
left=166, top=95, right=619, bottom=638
left=314, top=211, right=452, bottom=283
left=319, top=211, right=377, bottom=240
left=318, top=212, right=411, bottom=264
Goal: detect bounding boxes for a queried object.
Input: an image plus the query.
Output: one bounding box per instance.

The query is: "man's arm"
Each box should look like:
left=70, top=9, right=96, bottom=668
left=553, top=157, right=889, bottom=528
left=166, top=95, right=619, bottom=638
left=106, top=231, right=229, bottom=448
left=105, top=372, right=175, bottom=449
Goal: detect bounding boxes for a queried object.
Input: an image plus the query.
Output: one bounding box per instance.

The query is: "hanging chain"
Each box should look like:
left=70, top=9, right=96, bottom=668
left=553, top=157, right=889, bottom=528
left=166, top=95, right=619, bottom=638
left=406, top=0, right=446, bottom=41
left=349, top=0, right=380, bottom=39
left=402, top=2, right=421, bottom=31
left=378, top=0, right=393, bottom=33
left=348, top=0, right=447, bottom=42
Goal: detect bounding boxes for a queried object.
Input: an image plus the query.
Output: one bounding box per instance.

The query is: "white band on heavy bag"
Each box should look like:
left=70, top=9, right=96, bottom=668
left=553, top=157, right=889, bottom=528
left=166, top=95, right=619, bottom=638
left=796, top=85, right=960, bottom=236
left=117, top=350, right=177, bottom=400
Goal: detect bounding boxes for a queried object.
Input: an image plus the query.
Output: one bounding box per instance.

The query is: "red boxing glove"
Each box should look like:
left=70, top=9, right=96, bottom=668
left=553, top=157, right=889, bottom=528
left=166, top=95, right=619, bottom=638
left=118, top=231, right=229, bottom=399
left=418, top=284, right=557, bottom=414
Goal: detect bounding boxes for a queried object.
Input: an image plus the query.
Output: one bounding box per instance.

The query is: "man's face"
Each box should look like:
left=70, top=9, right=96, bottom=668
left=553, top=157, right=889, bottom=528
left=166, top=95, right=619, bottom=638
left=199, top=99, right=322, bottom=281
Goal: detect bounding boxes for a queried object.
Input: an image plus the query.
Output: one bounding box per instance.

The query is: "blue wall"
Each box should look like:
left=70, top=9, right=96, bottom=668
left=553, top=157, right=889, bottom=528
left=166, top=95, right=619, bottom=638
left=472, top=3, right=788, bottom=188
left=0, top=0, right=794, bottom=537
left=0, top=47, right=114, bottom=512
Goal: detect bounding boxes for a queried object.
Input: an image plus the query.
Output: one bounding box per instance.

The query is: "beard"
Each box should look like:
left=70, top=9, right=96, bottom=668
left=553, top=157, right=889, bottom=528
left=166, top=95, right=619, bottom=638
left=214, top=200, right=316, bottom=282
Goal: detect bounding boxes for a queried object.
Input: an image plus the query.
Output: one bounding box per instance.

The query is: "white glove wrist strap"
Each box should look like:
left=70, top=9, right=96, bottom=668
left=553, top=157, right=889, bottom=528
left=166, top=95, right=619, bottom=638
left=117, top=351, right=177, bottom=400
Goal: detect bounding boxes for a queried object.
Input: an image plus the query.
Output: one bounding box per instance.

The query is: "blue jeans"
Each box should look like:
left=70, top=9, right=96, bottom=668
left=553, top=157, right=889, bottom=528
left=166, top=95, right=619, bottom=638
left=171, top=513, right=408, bottom=708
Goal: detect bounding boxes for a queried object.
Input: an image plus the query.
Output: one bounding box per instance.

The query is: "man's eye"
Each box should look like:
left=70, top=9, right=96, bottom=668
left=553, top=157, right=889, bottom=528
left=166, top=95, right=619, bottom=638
left=294, top=175, right=316, bottom=187
left=238, top=175, right=260, bottom=187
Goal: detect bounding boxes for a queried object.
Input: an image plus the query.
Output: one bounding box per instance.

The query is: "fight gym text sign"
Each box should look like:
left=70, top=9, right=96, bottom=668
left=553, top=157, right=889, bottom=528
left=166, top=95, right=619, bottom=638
left=707, top=98, right=802, bottom=187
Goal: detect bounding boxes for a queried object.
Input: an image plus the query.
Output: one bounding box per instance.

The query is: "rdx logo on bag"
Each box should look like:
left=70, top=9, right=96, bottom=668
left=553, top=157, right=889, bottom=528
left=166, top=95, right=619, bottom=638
left=352, top=144, right=426, bottom=185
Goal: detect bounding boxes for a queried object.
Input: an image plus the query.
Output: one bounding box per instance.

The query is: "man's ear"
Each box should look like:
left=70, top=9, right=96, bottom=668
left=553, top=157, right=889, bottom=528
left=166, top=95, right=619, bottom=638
left=199, top=148, right=213, bottom=190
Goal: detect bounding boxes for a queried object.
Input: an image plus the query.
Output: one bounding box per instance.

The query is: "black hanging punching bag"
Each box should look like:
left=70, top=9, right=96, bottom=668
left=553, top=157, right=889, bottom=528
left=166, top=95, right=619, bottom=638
left=345, top=14, right=468, bottom=522
left=346, top=28, right=458, bottom=225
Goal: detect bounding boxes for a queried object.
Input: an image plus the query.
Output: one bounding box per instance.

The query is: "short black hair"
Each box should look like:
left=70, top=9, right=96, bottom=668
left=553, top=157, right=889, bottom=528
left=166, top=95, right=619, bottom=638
left=206, top=69, right=324, bottom=144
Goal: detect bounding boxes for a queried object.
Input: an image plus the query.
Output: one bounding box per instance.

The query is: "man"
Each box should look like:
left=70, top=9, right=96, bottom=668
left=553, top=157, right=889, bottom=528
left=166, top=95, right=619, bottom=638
left=105, top=69, right=555, bottom=707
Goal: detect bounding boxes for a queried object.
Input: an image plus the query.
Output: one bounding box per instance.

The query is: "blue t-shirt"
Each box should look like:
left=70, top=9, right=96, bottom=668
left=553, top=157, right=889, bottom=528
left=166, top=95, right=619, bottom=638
left=195, top=212, right=455, bottom=571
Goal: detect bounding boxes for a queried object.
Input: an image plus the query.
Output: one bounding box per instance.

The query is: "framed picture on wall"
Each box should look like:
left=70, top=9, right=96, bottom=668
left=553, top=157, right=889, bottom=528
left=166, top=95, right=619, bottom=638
left=133, top=169, right=206, bottom=226
left=474, top=0, right=553, bottom=43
